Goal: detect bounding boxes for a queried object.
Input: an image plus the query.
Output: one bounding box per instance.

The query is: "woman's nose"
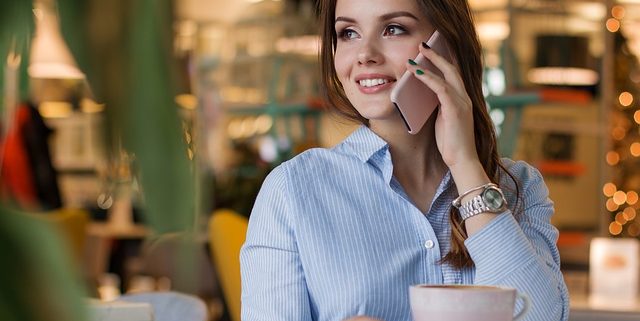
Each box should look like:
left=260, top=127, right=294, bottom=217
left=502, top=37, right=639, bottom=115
left=357, top=40, right=382, bottom=65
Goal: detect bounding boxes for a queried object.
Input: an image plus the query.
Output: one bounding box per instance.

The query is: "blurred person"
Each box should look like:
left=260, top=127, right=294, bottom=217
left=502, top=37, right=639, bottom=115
left=241, top=0, right=569, bottom=320
left=0, top=102, right=61, bottom=210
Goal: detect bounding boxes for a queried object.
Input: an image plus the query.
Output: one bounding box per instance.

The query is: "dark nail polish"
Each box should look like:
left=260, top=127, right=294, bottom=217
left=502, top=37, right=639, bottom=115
left=416, top=69, right=424, bottom=75
left=408, top=59, right=417, bottom=66
left=422, top=42, right=430, bottom=49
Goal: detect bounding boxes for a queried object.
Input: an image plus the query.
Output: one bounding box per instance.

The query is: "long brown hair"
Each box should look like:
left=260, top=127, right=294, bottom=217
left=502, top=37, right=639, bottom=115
left=319, top=0, right=521, bottom=269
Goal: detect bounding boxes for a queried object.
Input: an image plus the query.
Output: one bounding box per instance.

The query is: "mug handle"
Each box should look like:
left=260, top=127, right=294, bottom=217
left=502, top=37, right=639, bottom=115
left=513, top=292, right=531, bottom=321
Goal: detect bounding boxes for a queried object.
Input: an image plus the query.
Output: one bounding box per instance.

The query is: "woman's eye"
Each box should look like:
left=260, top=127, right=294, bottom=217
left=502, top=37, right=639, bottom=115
left=338, top=28, right=359, bottom=40
left=383, top=25, right=407, bottom=36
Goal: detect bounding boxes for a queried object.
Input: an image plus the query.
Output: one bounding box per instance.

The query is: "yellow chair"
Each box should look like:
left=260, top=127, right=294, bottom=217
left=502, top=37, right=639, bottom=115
left=35, top=208, right=89, bottom=262
left=208, top=209, right=248, bottom=321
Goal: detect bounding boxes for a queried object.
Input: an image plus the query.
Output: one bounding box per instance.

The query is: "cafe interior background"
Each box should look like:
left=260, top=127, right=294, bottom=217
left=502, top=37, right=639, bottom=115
left=2, top=0, right=640, bottom=320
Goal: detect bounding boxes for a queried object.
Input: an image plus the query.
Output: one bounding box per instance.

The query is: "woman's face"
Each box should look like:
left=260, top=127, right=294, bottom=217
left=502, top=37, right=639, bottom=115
left=334, top=0, right=433, bottom=123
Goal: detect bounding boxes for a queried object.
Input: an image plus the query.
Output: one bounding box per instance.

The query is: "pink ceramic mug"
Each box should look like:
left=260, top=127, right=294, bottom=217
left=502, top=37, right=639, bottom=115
left=409, top=284, right=530, bottom=321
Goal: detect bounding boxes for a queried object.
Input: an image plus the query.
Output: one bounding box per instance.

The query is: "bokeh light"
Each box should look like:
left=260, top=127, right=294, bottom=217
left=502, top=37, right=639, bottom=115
left=619, top=92, right=633, bottom=107
left=606, top=151, right=620, bottom=165
left=627, top=191, right=639, bottom=205
left=615, top=212, right=627, bottom=225
left=612, top=5, right=626, bottom=20
left=623, top=207, right=637, bottom=221
left=609, top=221, right=623, bottom=235
left=631, top=143, right=640, bottom=157
left=603, top=182, right=617, bottom=197
left=607, top=18, right=621, bottom=32
left=606, top=198, right=620, bottom=212
left=614, top=190, right=628, bottom=205
left=612, top=126, right=626, bottom=141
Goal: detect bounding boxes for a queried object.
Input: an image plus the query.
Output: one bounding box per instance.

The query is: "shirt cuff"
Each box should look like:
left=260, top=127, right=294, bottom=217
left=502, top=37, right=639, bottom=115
left=464, top=212, right=537, bottom=284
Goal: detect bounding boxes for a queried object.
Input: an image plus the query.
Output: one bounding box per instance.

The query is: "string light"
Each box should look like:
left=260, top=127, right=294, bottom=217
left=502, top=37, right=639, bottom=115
left=623, top=207, right=637, bottom=220
left=612, top=6, right=626, bottom=20
left=619, top=91, right=634, bottom=107
left=607, top=18, right=620, bottom=32
left=612, top=126, right=626, bottom=140
left=606, top=151, right=620, bottom=165
left=603, top=182, right=617, bottom=197
left=634, top=110, right=640, bottom=124
left=615, top=212, right=627, bottom=225
left=614, top=190, right=628, bottom=205
left=606, top=4, right=640, bottom=237
left=629, top=223, right=640, bottom=237
left=627, top=191, right=639, bottom=205
left=631, top=142, right=640, bottom=157
left=609, top=221, right=623, bottom=235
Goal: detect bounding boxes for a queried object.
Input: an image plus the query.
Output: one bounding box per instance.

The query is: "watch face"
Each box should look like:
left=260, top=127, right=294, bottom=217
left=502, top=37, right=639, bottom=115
left=484, top=188, right=505, bottom=210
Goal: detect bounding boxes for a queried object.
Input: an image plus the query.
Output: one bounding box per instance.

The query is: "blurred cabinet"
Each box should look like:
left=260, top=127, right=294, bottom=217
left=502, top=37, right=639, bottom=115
left=192, top=1, right=322, bottom=170
left=180, top=1, right=322, bottom=214
left=513, top=102, right=602, bottom=230
left=472, top=1, right=608, bottom=233
left=46, top=112, right=105, bottom=208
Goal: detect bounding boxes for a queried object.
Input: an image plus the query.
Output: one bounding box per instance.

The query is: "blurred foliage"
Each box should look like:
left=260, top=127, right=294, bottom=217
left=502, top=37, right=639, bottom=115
left=0, top=1, right=87, bottom=320
left=1, top=0, right=197, bottom=319
left=0, top=0, right=32, bottom=105
left=58, top=0, right=194, bottom=233
left=0, top=209, right=88, bottom=321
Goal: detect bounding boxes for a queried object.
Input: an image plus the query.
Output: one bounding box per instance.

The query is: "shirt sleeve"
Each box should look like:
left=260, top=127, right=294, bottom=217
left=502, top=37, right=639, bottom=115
left=240, top=165, right=313, bottom=321
left=464, top=162, right=570, bottom=321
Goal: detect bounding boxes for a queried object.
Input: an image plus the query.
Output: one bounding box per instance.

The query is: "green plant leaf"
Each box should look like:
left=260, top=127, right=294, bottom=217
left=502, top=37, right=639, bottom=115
left=0, top=209, right=87, bottom=321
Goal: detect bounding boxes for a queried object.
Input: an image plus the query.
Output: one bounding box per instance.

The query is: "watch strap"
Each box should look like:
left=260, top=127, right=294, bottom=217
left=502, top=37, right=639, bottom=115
left=457, top=185, right=507, bottom=221
left=459, top=193, right=489, bottom=220
left=452, top=183, right=497, bottom=208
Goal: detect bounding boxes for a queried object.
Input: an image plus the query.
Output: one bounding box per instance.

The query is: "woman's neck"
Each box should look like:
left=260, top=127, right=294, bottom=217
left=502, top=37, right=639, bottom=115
left=370, top=114, right=447, bottom=187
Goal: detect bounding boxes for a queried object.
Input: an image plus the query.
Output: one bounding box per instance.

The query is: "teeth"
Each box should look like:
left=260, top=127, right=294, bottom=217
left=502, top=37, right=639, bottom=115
left=358, top=78, right=388, bottom=87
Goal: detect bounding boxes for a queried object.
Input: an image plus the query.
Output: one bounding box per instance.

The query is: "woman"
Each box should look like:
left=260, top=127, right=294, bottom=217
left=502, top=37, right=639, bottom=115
left=241, top=0, right=569, bottom=320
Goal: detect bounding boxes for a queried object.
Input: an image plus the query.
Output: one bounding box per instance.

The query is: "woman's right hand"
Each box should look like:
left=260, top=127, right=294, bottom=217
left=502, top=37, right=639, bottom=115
left=404, top=43, right=477, bottom=170
left=343, top=317, right=384, bottom=321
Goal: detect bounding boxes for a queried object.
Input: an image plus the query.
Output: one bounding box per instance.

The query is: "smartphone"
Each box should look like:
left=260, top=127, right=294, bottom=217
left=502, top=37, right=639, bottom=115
left=390, top=30, right=453, bottom=134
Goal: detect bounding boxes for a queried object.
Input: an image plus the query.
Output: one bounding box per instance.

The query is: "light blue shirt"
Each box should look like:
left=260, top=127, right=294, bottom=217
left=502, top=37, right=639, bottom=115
left=241, top=125, right=569, bottom=321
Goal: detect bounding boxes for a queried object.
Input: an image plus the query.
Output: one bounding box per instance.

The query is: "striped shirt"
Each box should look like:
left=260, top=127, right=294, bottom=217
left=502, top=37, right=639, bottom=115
left=241, top=125, right=569, bottom=321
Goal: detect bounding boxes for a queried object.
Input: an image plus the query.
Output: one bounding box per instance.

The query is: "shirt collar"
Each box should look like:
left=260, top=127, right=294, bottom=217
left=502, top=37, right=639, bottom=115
left=438, top=170, right=454, bottom=196
left=343, top=125, right=455, bottom=194
left=344, top=125, right=389, bottom=163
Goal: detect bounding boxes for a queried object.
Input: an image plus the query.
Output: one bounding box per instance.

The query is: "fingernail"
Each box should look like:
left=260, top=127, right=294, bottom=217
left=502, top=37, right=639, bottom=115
left=422, top=42, right=430, bottom=49
left=408, top=59, right=417, bottom=66
left=416, top=69, right=424, bottom=75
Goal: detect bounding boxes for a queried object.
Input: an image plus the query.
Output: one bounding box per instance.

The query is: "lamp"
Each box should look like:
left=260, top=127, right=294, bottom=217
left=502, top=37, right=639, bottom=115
left=29, top=0, right=84, bottom=79
left=527, top=34, right=599, bottom=86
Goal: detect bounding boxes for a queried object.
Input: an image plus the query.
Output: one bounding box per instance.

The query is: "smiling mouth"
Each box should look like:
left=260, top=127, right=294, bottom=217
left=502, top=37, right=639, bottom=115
left=357, top=78, right=396, bottom=88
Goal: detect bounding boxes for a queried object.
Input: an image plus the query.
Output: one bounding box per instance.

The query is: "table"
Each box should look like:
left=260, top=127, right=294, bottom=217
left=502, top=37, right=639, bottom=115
left=570, top=294, right=640, bottom=321
left=88, top=299, right=154, bottom=321
left=87, top=222, right=150, bottom=239
left=84, top=222, right=151, bottom=295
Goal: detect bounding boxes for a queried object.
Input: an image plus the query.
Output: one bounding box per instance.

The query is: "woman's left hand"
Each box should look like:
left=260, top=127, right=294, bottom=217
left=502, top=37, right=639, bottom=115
left=405, top=43, right=479, bottom=169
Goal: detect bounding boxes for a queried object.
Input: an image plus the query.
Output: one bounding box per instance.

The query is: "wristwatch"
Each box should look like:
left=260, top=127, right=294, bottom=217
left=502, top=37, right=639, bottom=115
left=455, top=184, right=508, bottom=221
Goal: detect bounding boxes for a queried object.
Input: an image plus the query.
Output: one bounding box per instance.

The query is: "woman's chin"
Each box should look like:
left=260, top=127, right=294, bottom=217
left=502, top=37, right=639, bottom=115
left=355, top=105, right=398, bottom=121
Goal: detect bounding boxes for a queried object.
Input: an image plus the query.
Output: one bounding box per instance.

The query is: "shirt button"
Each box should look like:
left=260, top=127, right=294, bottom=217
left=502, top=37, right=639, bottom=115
left=424, top=240, right=435, bottom=249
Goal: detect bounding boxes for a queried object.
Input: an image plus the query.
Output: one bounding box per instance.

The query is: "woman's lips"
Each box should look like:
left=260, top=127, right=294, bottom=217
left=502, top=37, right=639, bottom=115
left=357, top=80, right=395, bottom=94
left=354, top=73, right=396, bottom=94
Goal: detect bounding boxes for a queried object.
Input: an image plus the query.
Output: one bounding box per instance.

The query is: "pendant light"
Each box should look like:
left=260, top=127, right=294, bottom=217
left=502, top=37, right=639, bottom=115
left=29, top=0, right=84, bottom=79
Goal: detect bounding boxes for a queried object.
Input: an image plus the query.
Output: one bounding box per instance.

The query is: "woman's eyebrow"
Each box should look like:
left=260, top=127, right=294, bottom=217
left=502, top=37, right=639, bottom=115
left=335, top=16, right=355, bottom=24
left=335, top=11, right=419, bottom=25
left=380, top=11, right=419, bottom=21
